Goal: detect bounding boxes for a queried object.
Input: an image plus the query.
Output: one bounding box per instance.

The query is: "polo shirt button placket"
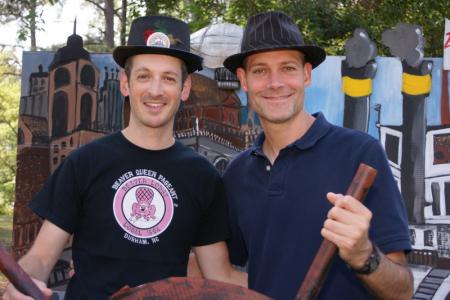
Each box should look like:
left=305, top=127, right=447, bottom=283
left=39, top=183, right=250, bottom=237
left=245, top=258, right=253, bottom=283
left=267, top=155, right=287, bottom=198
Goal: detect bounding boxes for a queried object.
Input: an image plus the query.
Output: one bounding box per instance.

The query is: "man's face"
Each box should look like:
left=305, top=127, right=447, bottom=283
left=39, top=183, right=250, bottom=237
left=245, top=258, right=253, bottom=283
left=120, top=54, right=191, bottom=131
left=236, top=50, right=312, bottom=125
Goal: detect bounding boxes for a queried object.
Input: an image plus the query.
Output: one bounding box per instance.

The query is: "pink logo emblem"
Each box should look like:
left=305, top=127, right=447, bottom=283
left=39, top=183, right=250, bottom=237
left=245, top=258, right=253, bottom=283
left=131, top=187, right=156, bottom=221
left=113, top=176, right=174, bottom=239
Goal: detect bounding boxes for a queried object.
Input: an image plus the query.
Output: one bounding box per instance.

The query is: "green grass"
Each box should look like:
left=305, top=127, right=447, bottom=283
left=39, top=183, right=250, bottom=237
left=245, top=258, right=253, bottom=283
left=0, top=214, right=13, bottom=294
left=0, top=214, right=12, bottom=251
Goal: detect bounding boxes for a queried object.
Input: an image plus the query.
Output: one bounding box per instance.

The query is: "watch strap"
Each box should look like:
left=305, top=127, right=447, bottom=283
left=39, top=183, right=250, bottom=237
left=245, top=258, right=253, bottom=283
left=349, top=244, right=381, bottom=275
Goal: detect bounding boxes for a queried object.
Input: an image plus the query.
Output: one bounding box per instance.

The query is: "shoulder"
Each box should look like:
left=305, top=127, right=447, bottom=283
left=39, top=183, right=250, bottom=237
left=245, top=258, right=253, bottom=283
left=61, top=132, right=121, bottom=169
left=327, top=124, right=377, bottom=146
left=223, top=148, right=253, bottom=178
left=173, top=142, right=220, bottom=176
left=322, top=124, right=382, bottom=159
left=70, top=132, right=120, bottom=156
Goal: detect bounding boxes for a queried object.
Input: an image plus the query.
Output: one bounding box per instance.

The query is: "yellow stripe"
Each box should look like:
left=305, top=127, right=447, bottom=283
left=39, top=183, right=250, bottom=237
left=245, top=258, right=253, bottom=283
left=342, top=76, right=372, bottom=97
left=402, top=73, right=432, bottom=95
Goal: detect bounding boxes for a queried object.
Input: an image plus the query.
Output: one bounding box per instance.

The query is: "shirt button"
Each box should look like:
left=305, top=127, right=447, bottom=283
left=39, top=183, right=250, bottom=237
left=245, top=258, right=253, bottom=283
left=266, top=165, right=271, bottom=171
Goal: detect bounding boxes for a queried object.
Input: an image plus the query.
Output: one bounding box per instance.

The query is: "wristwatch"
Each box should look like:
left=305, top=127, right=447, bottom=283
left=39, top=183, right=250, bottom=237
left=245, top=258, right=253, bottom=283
left=349, top=244, right=381, bottom=275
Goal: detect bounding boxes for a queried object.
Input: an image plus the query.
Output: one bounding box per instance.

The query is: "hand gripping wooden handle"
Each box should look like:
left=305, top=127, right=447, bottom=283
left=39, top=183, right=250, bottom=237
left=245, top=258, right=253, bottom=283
left=0, top=242, right=49, bottom=300
left=296, top=163, right=377, bottom=300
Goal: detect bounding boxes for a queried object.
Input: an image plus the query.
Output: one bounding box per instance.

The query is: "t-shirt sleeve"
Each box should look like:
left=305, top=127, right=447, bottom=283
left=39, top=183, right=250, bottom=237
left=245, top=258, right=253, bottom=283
left=192, top=169, right=230, bottom=246
left=361, top=139, right=412, bottom=254
left=29, top=156, right=82, bottom=234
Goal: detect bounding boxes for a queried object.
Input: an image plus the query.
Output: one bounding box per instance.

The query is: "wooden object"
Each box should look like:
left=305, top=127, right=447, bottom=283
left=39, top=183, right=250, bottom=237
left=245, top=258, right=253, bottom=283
left=0, top=241, right=49, bottom=300
left=296, top=163, right=377, bottom=300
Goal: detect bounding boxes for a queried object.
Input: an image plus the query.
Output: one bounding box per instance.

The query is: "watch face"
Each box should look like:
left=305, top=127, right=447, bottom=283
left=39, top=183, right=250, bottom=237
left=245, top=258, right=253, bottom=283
left=352, top=245, right=381, bottom=275
left=368, top=252, right=380, bottom=272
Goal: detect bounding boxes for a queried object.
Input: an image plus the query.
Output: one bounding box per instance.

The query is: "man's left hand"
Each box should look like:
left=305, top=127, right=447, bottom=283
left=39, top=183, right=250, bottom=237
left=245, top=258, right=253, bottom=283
left=321, top=192, right=373, bottom=269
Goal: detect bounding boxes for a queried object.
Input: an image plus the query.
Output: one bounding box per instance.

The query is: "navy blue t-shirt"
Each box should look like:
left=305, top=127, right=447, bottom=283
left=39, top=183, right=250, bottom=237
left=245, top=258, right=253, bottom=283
left=224, top=113, right=411, bottom=300
left=30, top=132, right=229, bottom=299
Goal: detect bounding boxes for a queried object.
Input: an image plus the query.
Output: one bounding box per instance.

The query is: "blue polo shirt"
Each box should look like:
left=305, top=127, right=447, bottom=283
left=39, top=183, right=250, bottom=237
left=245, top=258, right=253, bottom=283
left=224, top=112, right=411, bottom=300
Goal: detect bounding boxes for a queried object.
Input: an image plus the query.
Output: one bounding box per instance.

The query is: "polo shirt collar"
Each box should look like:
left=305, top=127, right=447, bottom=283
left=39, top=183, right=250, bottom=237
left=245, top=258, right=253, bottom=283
left=250, top=112, right=332, bottom=155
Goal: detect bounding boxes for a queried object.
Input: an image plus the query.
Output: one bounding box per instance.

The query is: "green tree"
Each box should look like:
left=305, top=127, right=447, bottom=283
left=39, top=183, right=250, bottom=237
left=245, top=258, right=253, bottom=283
left=123, top=0, right=226, bottom=32
left=221, top=0, right=449, bottom=56
left=349, top=0, right=449, bottom=57
left=84, top=0, right=116, bottom=48
left=0, top=51, right=20, bottom=215
left=0, top=0, right=60, bottom=51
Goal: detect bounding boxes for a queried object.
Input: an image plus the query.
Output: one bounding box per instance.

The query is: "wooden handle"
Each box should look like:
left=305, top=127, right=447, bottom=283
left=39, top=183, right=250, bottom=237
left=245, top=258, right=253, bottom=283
left=296, top=163, right=377, bottom=300
left=0, top=242, right=49, bottom=300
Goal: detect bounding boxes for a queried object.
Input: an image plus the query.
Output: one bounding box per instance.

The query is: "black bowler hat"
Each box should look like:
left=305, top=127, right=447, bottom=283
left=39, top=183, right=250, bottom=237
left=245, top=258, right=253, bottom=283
left=113, top=15, right=203, bottom=73
left=223, top=11, right=326, bottom=74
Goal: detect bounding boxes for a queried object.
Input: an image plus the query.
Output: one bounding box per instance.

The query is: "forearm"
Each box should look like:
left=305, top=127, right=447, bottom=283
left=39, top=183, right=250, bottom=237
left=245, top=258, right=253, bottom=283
left=204, top=264, right=247, bottom=287
left=193, top=242, right=248, bottom=288
left=18, top=253, right=55, bottom=282
left=221, top=266, right=248, bottom=287
left=357, top=253, right=413, bottom=300
left=17, top=220, right=70, bottom=283
left=191, top=251, right=248, bottom=287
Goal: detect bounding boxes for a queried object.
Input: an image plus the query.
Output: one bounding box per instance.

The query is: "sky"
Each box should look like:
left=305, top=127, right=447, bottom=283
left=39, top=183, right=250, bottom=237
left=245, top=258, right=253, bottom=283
left=1, top=0, right=95, bottom=59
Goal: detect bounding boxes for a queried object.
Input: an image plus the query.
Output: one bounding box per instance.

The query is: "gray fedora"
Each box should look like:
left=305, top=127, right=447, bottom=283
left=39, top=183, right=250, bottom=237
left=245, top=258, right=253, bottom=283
left=113, top=15, right=203, bottom=73
left=223, top=11, right=326, bottom=74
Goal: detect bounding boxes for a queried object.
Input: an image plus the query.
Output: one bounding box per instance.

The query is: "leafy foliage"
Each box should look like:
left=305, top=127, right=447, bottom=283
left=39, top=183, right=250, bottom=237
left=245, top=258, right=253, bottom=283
left=1, top=0, right=448, bottom=55
left=0, top=51, right=20, bottom=215
left=221, top=0, right=449, bottom=56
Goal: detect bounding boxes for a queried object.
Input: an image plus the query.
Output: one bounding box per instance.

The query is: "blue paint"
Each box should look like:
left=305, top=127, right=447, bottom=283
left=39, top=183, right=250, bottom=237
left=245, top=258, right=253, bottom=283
left=21, top=51, right=447, bottom=138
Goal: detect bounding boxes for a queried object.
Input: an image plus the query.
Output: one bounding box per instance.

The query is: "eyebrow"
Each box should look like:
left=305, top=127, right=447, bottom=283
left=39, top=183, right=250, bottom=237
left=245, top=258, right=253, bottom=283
left=134, top=67, right=180, bottom=77
left=248, top=60, right=300, bottom=68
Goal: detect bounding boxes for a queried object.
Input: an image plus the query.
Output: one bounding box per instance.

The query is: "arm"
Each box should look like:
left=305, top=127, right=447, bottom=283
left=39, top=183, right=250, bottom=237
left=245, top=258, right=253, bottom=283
left=3, top=220, right=71, bottom=300
left=321, top=193, right=413, bottom=300
left=187, top=252, right=203, bottom=278
left=357, top=250, right=413, bottom=300
left=193, top=241, right=247, bottom=287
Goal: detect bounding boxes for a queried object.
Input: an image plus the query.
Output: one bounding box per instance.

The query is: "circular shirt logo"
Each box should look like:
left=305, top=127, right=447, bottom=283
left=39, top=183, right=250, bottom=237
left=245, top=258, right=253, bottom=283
left=113, top=176, right=174, bottom=239
left=146, top=32, right=171, bottom=48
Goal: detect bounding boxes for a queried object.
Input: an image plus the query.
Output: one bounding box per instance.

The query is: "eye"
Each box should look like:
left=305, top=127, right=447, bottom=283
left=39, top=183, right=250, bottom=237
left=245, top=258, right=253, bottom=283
left=283, top=65, right=297, bottom=72
left=136, top=73, right=149, bottom=80
left=164, top=76, right=177, bottom=83
left=251, top=67, right=266, bottom=75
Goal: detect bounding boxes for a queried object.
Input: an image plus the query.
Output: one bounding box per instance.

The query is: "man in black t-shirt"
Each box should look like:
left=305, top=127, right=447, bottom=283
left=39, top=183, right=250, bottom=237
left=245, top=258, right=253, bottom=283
left=4, top=16, right=246, bottom=300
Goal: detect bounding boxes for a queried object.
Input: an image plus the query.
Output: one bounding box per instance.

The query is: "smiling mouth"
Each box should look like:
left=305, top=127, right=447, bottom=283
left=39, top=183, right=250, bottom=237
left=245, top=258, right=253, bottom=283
left=144, top=102, right=165, bottom=109
left=263, top=94, right=292, bottom=101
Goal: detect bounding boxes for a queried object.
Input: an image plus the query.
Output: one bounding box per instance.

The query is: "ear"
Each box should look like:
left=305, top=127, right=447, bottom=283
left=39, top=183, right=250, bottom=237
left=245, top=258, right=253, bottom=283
left=303, top=62, right=312, bottom=87
left=236, top=67, right=248, bottom=92
left=119, top=70, right=130, bottom=97
left=180, top=75, right=192, bottom=102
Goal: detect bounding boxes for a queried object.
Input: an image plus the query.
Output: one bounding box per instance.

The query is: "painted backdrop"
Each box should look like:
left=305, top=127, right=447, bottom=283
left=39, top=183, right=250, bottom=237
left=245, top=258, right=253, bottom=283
left=12, top=24, right=450, bottom=299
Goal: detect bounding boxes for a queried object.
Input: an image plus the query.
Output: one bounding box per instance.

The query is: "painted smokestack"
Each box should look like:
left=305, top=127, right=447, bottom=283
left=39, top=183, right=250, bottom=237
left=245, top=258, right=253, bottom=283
left=342, top=28, right=377, bottom=132
left=382, top=23, right=433, bottom=223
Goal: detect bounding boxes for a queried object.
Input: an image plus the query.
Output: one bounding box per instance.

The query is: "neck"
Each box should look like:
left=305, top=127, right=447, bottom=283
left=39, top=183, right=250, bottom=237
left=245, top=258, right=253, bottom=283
left=122, top=121, right=175, bottom=150
left=261, top=111, right=315, bottom=164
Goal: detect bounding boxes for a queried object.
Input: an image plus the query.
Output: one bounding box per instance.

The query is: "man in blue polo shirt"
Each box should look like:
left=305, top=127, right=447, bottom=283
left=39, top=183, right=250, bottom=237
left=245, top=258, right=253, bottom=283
left=222, top=11, right=413, bottom=300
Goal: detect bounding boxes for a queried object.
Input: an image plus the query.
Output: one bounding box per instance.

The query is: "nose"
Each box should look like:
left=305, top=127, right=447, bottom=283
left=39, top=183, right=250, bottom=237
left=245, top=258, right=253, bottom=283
left=267, top=70, right=283, bottom=89
left=147, top=77, right=164, bottom=97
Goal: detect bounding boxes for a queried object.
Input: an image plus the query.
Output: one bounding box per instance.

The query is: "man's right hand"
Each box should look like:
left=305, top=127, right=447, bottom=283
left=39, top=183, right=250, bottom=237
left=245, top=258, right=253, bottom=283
left=3, top=278, right=53, bottom=300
